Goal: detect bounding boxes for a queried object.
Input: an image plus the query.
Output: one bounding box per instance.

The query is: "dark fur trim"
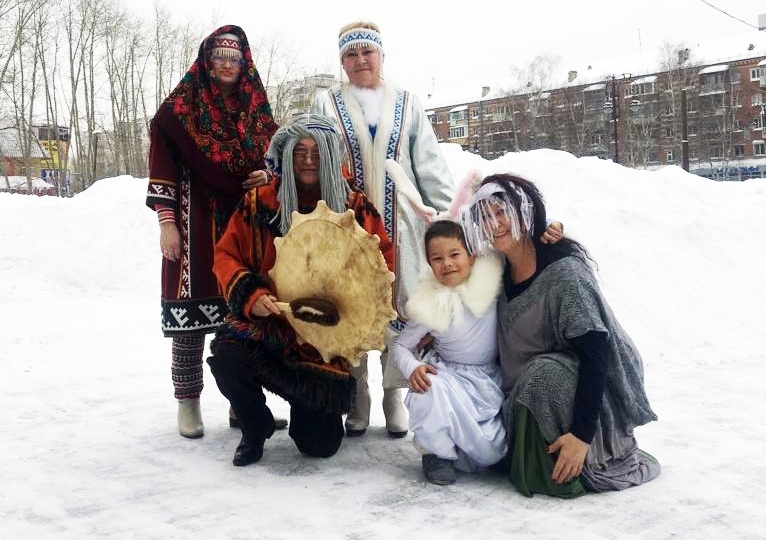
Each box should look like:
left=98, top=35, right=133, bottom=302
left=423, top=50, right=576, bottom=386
left=211, top=339, right=356, bottom=415
left=227, top=272, right=271, bottom=319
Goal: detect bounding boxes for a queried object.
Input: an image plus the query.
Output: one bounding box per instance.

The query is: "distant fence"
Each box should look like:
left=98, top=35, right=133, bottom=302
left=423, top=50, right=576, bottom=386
left=692, top=165, right=766, bottom=182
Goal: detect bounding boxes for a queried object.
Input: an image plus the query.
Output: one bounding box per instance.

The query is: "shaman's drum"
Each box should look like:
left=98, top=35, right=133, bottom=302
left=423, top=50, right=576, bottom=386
left=269, top=201, right=396, bottom=366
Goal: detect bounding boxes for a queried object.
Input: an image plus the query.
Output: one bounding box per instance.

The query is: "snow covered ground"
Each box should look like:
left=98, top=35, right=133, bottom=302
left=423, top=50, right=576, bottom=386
left=1, top=146, right=764, bottom=539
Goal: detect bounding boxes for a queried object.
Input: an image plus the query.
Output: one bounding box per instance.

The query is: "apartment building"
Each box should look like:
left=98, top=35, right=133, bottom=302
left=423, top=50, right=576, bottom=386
left=424, top=40, right=766, bottom=180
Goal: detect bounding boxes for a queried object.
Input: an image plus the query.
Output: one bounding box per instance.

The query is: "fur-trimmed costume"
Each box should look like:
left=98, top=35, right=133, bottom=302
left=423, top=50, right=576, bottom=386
left=146, top=25, right=278, bottom=337
left=312, top=81, right=453, bottom=322
left=211, top=181, right=393, bottom=414
left=390, top=254, right=507, bottom=469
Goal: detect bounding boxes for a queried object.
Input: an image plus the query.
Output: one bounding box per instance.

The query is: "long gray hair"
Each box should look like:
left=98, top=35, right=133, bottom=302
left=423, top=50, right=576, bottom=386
left=265, top=114, right=350, bottom=234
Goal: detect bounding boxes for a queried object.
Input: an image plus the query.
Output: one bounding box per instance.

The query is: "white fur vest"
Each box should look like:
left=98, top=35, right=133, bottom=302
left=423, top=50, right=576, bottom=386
left=405, top=253, right=504, bottom=333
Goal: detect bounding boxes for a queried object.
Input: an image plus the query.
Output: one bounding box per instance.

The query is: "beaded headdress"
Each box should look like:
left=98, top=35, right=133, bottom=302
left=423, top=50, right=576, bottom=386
left=338, top=26, right=384, bottom=58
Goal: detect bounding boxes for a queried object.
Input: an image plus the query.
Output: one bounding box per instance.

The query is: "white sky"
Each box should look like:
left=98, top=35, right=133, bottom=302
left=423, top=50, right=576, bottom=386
left=2, top=145, right=764, bottom=538
left=136, top=0, right=766, bottom=97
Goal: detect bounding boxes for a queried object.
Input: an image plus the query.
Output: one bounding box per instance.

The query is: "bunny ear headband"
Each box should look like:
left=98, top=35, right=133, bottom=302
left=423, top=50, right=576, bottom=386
left=384, top=159, right=481, bottom=224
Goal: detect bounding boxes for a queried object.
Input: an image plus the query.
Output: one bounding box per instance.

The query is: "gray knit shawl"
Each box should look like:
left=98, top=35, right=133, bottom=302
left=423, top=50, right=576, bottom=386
left=497, top=256, right=658, bottom=443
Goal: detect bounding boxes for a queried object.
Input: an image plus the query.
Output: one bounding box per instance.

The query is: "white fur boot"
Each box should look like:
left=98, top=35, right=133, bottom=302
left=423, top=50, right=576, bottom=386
left=178, top=398, right=204, bottom=438
left=382, top=388, right=408, bottom=437
left=380, top=344, right=408, bottom=437
left=345, top=355, right=370, bottom=435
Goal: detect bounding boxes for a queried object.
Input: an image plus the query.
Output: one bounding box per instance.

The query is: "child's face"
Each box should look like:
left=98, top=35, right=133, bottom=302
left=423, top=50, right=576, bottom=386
left=426, top=236, right=476, bottom=288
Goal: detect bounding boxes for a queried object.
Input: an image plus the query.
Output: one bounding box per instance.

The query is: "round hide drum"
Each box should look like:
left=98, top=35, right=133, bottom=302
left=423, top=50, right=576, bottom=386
left=269, top=201, right=396, bottom=366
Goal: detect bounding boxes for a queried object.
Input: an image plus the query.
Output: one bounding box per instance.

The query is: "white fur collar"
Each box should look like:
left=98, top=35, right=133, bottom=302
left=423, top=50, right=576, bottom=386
left=349, top=85, right=384, bottom=127
left=340, top=81, right=399, bottom=212
left=405, top=253, right=504, bottom=333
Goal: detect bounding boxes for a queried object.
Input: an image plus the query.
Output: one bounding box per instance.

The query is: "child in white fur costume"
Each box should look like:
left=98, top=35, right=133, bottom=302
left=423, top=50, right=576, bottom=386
left=390, top=220, right=507, bottom=485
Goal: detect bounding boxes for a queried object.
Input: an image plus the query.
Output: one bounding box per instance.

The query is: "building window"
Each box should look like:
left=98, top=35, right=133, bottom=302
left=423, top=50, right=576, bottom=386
left=753, top=116, right=763, bottom=130
left=735, top=144, right=745, bottom=157
left=666, top=150, right=674, bottom=162
left=731, top=94, right=741, bottom=107
left=703, top=72, right=727, bottom=85
left=449, top=126, right=466, bottom=139
left=627, top=82, right=656, bottom=96
left=731, top=71, right=741, bottom=83
left=664, top=126, right=674, bottom=137
left=754, top=141, right=765, bottom=156
left=687, top=124, right=697, bottom=136
left=591, top=133, right=603, bottom=144
left=752, top=93, right=763, bottom=106
left=449, top=110, right=467, bottom=122
left=750, top=68, right=763, bottom=81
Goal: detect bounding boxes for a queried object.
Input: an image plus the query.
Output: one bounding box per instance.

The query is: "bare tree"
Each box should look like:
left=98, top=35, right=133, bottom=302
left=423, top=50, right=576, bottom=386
left=36, top=0, right=71, bottom=196
left=657, top=41, right=697, bottom=168
left=251, top=30, right=304, bottom=125
left=0, top=0, right=46, bottom=94
left=516, top=54, right=560, bottom=150
left=554, top=83, right=588, bottom=155
left=103, top=3, right=152, bottom=177
left=60, top=0, right=109, bottom=189
left=499, top=54, right=562, bottom=152
left=2, top=0, right=47, bottom=190
left=150, top=4, right=204, bottom=112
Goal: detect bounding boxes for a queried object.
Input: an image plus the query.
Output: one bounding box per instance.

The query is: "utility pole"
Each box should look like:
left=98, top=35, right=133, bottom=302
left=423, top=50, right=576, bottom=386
left=681, top=88, right=689, bottom=171
left=611, top=76, right=619, bottom=163
left=603, top=74, right=631, bottom=164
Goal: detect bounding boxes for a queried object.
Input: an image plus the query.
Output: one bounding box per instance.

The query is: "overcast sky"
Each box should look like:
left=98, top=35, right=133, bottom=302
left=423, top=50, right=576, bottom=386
left=140, top=0, right=765, bottom=97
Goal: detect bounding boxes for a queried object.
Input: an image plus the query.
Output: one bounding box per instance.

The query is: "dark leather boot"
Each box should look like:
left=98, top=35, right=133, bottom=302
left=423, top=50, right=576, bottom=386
left=232, top=435, right=265, bottom=467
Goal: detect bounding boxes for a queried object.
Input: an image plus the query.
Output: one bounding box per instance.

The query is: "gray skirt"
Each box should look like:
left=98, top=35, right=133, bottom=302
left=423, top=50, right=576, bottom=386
left=502, top=353, right=660, bottom=492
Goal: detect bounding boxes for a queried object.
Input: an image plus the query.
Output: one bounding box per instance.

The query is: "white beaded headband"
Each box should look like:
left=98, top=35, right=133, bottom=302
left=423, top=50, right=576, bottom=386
left=338, top=28, right=384, bottom=57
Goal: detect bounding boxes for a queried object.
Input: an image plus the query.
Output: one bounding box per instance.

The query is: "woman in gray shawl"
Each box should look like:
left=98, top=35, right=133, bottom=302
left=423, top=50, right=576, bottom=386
left=461, top=173, right=660, bottom=498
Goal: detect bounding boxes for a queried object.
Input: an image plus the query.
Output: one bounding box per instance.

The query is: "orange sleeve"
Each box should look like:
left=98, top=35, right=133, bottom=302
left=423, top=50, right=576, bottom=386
left=213, top=191, right=273, bottom=320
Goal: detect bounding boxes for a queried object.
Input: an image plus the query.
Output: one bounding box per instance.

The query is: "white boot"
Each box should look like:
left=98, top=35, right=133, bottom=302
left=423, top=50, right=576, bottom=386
left=345, top=356, right=370, bottom=435
left=178, top=398, right=204, bottom=438
left=380, top=345, right=408, bottom=437
left=382, top=388, right=408, bottom=438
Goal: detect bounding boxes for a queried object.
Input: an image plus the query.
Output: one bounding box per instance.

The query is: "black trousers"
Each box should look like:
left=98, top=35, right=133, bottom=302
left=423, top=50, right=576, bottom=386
left=208, top=340, right=344, bottom=458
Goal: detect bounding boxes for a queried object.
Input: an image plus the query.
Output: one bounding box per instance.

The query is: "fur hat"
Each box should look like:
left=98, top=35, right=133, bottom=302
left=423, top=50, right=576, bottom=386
left=209, top=33, right=242, bottom=60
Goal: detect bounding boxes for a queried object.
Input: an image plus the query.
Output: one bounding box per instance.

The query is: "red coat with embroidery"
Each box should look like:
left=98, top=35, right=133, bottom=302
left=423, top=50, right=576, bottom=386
left=213, top=180, right=393, bottom=358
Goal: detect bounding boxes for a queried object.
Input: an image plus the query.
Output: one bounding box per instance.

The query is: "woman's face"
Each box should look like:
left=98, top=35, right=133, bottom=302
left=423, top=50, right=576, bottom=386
left=341, top=47, right=381, bottom=88
left=210, top=55, right=242, bottom=92
left=292, top=137, right=320, bottom=187
left=487, top=201, right=522, bottom=253
left=426, top=236, right=475, bottom=288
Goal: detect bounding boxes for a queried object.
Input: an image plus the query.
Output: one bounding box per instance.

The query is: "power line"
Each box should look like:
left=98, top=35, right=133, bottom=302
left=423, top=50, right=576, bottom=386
left=698, top=0, right=760, bottom=30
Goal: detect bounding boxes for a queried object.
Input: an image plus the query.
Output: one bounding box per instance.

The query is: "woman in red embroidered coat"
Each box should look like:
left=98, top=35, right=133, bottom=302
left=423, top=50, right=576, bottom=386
left=146, top=25, right=278, bottom=438
left=208, top=115, right=393, bottom=466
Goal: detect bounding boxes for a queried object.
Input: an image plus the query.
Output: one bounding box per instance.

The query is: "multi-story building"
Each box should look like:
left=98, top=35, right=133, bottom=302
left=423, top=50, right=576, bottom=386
left=0, top=126, right=50, bottom=177
left=268, top=73, right=337, bottom=123
left=424, top=37, right=766, bottom=180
